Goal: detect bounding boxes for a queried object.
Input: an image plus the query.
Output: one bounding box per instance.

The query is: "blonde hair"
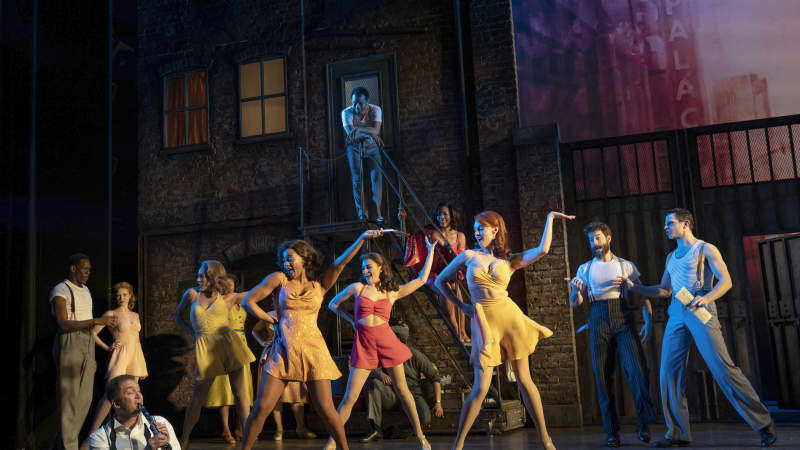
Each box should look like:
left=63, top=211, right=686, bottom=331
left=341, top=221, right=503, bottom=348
left=112, top=281, right=137, bottom=311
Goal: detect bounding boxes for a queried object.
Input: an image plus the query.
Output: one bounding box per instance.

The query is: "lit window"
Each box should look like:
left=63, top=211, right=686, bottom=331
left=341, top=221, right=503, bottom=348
left=163, top=71, right=209, bottom=148
left=239, top=57, right=287, bottom=137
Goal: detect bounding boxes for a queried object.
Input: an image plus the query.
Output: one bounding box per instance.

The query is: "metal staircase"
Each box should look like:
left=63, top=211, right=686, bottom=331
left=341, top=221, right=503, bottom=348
left=297, top=145, right=525, bottom=433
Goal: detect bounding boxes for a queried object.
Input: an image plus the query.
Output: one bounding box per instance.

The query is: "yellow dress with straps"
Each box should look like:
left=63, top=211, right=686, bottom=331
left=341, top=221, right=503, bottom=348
left=191, top=294, right=256, bottom=382
left=465, top=251, right=553, bottom=367
left=262, top=280, right=342, bottom=381
left=205, top=304, right=255, bottom=406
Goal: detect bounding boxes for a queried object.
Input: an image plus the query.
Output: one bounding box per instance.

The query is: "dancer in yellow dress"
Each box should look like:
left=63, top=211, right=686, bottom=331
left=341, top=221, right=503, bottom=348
left=83, top=282, right=148, bottom=445
left=205, top=275, right=254, bottom=443
left=240, top=229, right=389, bottom=450
left=174, top=260, right=256, bottom=448
left=251, top=314, right=317, bottom=441
left=435, top=210, right=574, bottom=450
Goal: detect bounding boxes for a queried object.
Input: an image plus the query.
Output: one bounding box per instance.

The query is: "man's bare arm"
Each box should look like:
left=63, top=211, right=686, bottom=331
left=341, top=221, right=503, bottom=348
left=53, top=297, right=112, bottom=332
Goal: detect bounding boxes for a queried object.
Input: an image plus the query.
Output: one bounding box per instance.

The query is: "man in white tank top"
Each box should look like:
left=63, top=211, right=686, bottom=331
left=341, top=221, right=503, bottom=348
left=569, top=222, right=655, bottom=447
left=617, top=209, right=775, bottom=447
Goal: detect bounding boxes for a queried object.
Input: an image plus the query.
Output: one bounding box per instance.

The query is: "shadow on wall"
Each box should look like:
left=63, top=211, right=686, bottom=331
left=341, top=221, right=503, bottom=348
left=141, top=333, right=190, bottom=424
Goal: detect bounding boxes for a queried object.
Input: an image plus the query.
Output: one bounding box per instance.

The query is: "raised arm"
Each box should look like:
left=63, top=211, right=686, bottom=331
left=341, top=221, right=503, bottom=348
left=434, top=251, right=472, bottom=314
left=509, top=211, right=575, bottom=271
left=318, top=229, right=386, bottom=291
left=173, top=288, right=197, bottom=336
left=241, top=272, right=285, bottom=323
left=689, top=244, right=732, bottom=309
left=328, top=283, right=360, bottom=328
left=395, top=236, right=437, bottom=299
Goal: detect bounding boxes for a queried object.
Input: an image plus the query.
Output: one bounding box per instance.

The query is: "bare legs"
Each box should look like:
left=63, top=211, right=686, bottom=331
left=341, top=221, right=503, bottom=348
left=219, top=406, right=235, bottom=442
left=451, top=364, right=493, bottom=450
left=450, top=358, right=555, bottom=450
left=180, top=377, right=215, bottom=448
left=243, top=373, right=348, bottom=450
left=431, top=282, right=469, bottom=342
left=510, top=356, right=554, bottom=449
left=324, top=367, right=371, bottom=449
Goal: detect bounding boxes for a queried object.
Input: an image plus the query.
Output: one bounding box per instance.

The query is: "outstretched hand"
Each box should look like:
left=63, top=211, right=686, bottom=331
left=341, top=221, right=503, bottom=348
left=549, top=211, right=576, bottom=220
left=613, top=276, right=634, bottom=289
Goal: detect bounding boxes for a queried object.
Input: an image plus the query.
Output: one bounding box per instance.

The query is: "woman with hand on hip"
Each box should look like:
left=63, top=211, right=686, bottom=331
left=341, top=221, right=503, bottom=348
left=435, top=210, right=574, bottom=450
left=239, top=229, right=388, bottom=450
left=326, top=236, right=438, bottom=450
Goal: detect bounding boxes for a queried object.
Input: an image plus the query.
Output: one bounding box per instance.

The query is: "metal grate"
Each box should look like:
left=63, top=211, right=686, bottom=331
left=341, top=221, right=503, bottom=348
left=696, top=124, right=800, bottom=187
left=571, top=140, right=672, bottom=201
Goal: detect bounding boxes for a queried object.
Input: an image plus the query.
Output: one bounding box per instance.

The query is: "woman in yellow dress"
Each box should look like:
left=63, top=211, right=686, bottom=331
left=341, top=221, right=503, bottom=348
left=434, top=210, right=574, bottom=450
left=240, top=229, right=388, bottom=450
left=251, top=314, right=317, bottom=441
left=205, top=275, right=254, bottom=443
left=84, top=282, right=148, bottom=439
left=174, top=260, right=256, bottom=448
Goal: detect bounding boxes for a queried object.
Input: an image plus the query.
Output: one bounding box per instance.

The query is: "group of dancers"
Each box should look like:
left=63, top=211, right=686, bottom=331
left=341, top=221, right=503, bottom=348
left=163, top=207, right=571, bottom=450
left=54, top=202, right=780, bottom=450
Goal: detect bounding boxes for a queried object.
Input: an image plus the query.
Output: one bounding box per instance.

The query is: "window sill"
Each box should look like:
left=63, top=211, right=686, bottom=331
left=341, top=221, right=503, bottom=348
left=235, top=132, right=293, bottom=147
left=160, top=143, right=212, bottom=156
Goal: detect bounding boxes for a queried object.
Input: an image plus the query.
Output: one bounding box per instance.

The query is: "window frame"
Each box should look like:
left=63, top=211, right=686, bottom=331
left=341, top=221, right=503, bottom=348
left=161, top=69, right=211, bottom=154
left=236, top=56, right=290, bottom=144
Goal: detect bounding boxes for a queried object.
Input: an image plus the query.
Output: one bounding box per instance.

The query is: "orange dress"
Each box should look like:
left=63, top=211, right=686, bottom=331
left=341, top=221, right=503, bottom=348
left=261, top=281, right=341, bottom=381
left=106, top=312, right=148, bottom=379
left=464, top=250, right=553, bottom=367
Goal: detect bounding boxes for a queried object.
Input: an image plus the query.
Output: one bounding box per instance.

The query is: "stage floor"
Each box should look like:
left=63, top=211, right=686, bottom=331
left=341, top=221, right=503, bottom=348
left=184, top=422, right=798, bottom=449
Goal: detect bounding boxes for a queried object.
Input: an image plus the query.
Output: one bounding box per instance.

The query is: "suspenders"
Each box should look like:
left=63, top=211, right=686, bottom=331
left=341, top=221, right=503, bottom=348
left=585, top=256, right=629, bottom=331
left=64, top=283, right=76, bottom=319
left=103, top=416, right=153, bottom=450
left=584, top=256, right=627, bottom=302
left=666, top=241, right=715, bottom=296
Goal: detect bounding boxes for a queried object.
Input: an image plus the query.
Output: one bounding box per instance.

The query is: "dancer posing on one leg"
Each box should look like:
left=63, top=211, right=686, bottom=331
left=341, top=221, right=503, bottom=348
left=326, top=236, right=438, bottom=450
left=568, top=222, right=655, bottom=447
left=436, top=210, right=574, bottom=450
left=251, top=316, right=316, bottom=441
left=240, top=230, right=388, bottom=450
left=399, top=203, right=470, bottom=342
left=174, top=261, right=256, bottom=448
left=205, top=275, right=254, bottom=443
left=616, top=208, right=776, bottom=448
left=81, top=282, right=148, bottom=450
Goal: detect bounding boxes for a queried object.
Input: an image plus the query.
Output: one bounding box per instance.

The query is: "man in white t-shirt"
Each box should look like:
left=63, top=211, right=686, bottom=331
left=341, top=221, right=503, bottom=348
left=341, top=86, right=384, bottom=222
left=617, top=209, right=775, bottom=448
left=569, top=222, right=655, bottom=447
left=50, top=253, right=117, bottom=450
left=89, top=375, right=181, bottom=450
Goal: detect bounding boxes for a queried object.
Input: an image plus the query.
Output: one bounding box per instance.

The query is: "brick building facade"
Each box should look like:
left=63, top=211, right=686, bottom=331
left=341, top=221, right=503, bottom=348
left=137, top=0, right=581, bottom=427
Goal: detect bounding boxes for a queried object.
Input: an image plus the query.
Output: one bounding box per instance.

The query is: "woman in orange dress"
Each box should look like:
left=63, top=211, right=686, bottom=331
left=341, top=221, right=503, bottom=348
left=85, top=282, right=148, bottom=438
left=240, top=229, right=388, bottom=450
left=435, top=210, right=574, bottom=450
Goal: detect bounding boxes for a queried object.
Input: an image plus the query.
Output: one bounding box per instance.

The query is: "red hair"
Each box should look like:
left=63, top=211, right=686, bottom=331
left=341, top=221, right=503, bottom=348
left=475, top=210, right=510, bottom=259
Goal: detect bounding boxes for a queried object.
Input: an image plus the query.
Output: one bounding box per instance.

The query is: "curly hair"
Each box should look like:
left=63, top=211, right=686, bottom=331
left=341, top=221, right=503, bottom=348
left=277, top=240, right=323, bottom=278
left=583, top=222, right=612, bottom=237
left=112, top=281, right=137, bottom=311
left=475, top=210, right=511, bottom=259
left=360, top=253, right=400, bottom=292
left=199, top=260, right=227, bottom=294
left=219, top=275, right=237, bottom=295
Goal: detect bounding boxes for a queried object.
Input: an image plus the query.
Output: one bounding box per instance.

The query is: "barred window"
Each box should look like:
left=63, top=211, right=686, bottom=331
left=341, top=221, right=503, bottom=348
left=239, top=57, right=287, bottom=137
left=163, top=71, right=209, bottom=149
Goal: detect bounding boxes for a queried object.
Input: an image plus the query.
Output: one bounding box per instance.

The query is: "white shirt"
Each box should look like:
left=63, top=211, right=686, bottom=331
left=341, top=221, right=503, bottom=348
left=89, top=412, right=181, bottom=450
left=49, top=279, right=93, bottom=321
left=666, top=239, right=712, bottom=299
left=576, top=256, right=640, bottom=301
left=341, top=103, right=382, bottom=142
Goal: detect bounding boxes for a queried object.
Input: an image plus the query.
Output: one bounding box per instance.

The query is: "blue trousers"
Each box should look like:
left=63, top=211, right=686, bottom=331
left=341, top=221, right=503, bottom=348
left=660, top=300, right=772, bottom=441
left=589, top=299, right=655, bottom=437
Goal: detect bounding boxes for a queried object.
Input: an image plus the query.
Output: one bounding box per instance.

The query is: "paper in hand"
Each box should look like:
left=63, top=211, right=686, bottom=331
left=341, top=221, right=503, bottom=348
left=675, top=287, right=712, bottom=324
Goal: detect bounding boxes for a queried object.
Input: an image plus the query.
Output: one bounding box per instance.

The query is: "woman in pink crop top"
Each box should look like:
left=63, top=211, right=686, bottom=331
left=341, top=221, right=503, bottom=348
left=327, top=237, right=437, bottom=450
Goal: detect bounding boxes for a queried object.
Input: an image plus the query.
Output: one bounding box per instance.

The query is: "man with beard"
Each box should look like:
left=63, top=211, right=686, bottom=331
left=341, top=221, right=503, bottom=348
left=569, top=223, right=655, bottom=447
left=341, top=86, right=384, bottom=222
left=616, top=209, right=776, bottom=448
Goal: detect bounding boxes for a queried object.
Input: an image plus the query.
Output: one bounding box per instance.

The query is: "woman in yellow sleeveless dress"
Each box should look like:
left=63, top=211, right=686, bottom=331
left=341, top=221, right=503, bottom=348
left=435, top=210, right=574, bottom=450
left=174, top=261, right=256, bottom=448
left=240, top=230, right=388, bottom=450
left=205, top=275, right=255, bottom=443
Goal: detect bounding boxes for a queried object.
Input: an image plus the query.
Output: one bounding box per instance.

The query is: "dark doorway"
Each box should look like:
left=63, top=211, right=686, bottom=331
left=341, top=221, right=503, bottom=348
left=325, top=54, right=400, bottom=223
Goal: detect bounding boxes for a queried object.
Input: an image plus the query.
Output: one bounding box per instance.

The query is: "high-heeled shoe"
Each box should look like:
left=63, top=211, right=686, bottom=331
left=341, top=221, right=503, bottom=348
left=221, top=431, right=236, bottom=444
left=543, top=437, right=556, bottom=450
left=273, top=430, right=283, bottom=441
left=297, top=429, right=317, bottom=439
left=322, top=440, right=337, bottom=450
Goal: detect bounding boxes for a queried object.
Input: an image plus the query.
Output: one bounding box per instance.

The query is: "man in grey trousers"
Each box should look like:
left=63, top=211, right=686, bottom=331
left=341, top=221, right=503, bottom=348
left=50, top=253, right=117, bottom=450
left=617, top=209, right=776, bottom=448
